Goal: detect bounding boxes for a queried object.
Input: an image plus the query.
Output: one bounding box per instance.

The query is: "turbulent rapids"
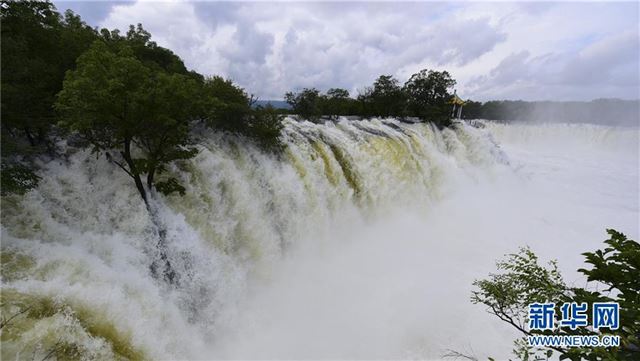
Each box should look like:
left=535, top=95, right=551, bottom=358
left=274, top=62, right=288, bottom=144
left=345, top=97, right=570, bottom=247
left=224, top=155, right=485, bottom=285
left=1, top=118, right=638, bottom=360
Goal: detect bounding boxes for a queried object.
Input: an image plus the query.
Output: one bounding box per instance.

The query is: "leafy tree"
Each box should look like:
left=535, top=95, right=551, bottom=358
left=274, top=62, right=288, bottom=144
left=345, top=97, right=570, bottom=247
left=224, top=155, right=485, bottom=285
left=201, top=76, right=253, bottom=132
left=58, top=10, right=100, bottom=73
left=1, top=0, right=97, bottom=194
left=0, top=163, right=40, bottom=196
left=1, top=2, right=97, bottom=144
left=99, top=24, right=201, bottom=82
left=403, top=69, right=456, bottom=126
left=369, top=75, right=406, bottom=118
left=285, top=88, right=322, bottom=122
left=199, top=77, right=284, bottom=151
left=2, top=0, right=64, bottom=148
left=472, top=229, right=640, bottom=360
left=569, top=230, right=640, bottom=360
left=322, top=88, right=354, bottom=117
left=246, top=105, right=285, bottom=153
left=55, top=41, right=200, bottom=204
left=356, top=87, right=376, bottom=118
left=461, top=100, right=483, bottom=120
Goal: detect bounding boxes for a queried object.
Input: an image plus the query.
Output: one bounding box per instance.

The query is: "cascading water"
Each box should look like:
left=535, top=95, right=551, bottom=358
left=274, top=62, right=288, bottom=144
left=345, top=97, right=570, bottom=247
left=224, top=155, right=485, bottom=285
left=1, top=117, right=638, bottom=360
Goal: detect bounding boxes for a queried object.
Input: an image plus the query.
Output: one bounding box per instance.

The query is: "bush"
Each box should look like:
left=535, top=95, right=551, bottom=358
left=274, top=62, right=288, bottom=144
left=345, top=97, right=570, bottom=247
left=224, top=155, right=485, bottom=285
left=472, top=229, right=640, bottom=360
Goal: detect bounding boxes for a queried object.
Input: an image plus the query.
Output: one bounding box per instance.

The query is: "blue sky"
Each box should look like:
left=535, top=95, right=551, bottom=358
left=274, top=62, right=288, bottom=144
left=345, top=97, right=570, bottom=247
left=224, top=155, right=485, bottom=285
left=53, top=1, right=640, bottom=101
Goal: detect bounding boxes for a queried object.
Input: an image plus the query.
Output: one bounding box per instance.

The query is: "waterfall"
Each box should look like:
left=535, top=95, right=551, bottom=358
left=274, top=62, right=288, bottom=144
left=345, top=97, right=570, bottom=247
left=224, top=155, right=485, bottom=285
left=1, top=118, right=637, bottom=360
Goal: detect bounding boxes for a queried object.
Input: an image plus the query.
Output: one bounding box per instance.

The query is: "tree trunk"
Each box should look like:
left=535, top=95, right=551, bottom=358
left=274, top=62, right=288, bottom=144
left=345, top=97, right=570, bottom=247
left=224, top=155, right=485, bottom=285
left=146, top=167, right=155, bottom=191
left=121, top=137, right=148, bottom=206
left=24, top=127, right=36, bottom=147
left=120, top=139, right=176, bottom=285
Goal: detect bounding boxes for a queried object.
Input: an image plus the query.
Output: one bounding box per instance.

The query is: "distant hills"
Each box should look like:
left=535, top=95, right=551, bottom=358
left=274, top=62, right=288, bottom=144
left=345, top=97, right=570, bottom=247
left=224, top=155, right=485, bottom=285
left=464, top=99, right=639, bottom=126
left=253, top=100, right=291, bottom=109
left=254, top=98, right=639, bottom=126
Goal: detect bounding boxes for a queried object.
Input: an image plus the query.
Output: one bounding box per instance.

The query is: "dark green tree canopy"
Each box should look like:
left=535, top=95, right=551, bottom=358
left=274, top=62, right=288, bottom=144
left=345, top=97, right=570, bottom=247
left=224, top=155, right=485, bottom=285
left=56, top=40, right=200, bottom=202
left=327, top=88, right=350, bottom=99
left=281, top=70, right=460, bottom=124
left=370, top=75, right=406, bottom=118
left=1, top=0, right=96, bottom=143
left=99, top=24, right=196, bottom=79
left=322, top=88, right=354, bottom=117
left=285, top=88, right=323, bottom=121
left=1, top=0, right=98, bottom=194
left=403, top=69, right=456, bottom=125
left=201, top=76, right=253, bottom=132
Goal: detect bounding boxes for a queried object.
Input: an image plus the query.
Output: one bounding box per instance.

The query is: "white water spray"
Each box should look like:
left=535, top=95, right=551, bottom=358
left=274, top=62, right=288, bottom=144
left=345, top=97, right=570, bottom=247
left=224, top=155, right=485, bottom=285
left=1, top=118, right=638, bottom=360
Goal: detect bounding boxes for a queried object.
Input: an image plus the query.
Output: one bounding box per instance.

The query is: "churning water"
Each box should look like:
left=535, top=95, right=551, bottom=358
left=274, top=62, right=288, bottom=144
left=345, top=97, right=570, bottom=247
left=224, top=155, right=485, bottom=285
left=1, top=118, right=638, bottom=360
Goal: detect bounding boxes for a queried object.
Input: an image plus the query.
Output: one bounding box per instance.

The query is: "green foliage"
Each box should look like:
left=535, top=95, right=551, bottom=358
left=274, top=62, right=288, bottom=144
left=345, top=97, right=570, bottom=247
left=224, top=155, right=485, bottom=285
left=354, top=75, right=407, bottom=118
left=155, top=177, right=186, bottom=196
left=1, top=0, right=97, bottom=135
left=459, top=99, right=639, bottom=126
left=322, top=88, right=354, bottom=117
left=285, top=88, right=323, bottom=122
left=56, top=40, right=200, bottom=202
left=200, top=77, right=284, bottom=152
left=472, top=230, right=640, bottom=361
left=570, top=229, right=640, bottom=360
left=0, top=163, right=40, bottom=196
left=247, top=105, right=285, bottom=153
left=201, top=76, right=253, bottom=132
left=285, top=87, right=361, bottom=120
left=471, top=247, right=566, bottom=333
left=369, top=75, right=406, bottom=118
left=0, top=2, right=286, bottom=201
left=1, top=0, right=97, bottom=194
left=403, top=69, right=456, bottom=126
left=283, top=69, right=459, bottom=126
left=461, top=100, right=483, bottom=120
left=98, top=24, right=198, bottom=80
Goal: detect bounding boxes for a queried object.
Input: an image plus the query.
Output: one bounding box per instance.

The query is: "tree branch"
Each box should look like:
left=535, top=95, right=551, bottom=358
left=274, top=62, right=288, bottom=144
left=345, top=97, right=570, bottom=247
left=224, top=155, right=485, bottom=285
left=105, top=152, right=134, bottom=178
left=0, top=305, right=32, bottom=329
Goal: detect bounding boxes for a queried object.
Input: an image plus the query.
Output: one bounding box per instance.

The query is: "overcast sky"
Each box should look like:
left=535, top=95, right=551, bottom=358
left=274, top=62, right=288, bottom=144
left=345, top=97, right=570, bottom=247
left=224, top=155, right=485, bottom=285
left=53, top=1, right=639, bottom=101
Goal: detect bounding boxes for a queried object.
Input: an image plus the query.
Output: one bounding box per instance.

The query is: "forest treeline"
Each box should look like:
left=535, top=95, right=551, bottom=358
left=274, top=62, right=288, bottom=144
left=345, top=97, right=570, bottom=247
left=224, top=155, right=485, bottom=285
left=462, top=99, right=639, bottom=126
left=282, top=70, right=457, bottom=124
left=1, top=1, right=460, bottom=199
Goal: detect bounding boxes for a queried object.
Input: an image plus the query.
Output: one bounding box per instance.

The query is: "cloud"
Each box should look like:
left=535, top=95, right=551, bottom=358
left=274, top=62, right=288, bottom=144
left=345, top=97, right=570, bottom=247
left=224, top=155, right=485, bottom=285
left=81, top=1, right=640, bottom=101
left=53, top=0, right=130, bottom=25
left=562, top=30, right=639, bottom=87
left=466, top=29, right=640, bottom=100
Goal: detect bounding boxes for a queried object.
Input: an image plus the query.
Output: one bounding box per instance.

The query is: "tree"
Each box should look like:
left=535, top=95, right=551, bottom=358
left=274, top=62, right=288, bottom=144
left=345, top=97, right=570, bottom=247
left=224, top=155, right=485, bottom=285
left=322, top=88, right=354, bottom=117
left=1, top=0, right=97, bottom=194
left=461, top=100, right=483, bottom=120
left=246, top=105, right=285, bottom=153
left=404, top=69, right=456, bottom=126
left=472, top=229, right=640, bottom=360
left=285, top=88, right=322, bottom=121
left=2, top=0, right=64, bottom=148
left=369, top=75, right=406, bottom=118
left=199, top=76, right=284, bottom=152
left=201, top=76, right=253, bottom=133
left=356, top=87, right=375, bottom=118
left=55, top=41, right=200, bottom=205
left=99, top=24, right=201, bottom=82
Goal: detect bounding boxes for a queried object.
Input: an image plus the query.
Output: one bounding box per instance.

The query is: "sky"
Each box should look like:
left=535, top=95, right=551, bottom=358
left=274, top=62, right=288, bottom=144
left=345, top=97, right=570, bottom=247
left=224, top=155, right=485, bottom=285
left=53, top=1, right=640, bottom=101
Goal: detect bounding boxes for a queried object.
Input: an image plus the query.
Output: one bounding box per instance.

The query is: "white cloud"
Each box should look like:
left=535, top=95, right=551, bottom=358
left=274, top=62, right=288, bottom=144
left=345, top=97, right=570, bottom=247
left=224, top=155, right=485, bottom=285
left=96, top=1, right=639, bottom=101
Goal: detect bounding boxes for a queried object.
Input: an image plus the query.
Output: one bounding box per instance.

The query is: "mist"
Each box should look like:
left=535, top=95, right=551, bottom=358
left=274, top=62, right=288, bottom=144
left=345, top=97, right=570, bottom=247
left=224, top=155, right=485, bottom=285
left=2, top=118, right=637, bottom=359
left=466, top=99, right=640, bottom=127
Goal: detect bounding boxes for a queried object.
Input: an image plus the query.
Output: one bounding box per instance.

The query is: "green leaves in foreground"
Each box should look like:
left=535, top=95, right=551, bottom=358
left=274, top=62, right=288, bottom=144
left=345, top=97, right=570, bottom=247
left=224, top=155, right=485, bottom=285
left=472, top=230, right=640, bottom=361
left=0, top=163, right=40, bottom=196
left=471, top=248, right=566, bottom=334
